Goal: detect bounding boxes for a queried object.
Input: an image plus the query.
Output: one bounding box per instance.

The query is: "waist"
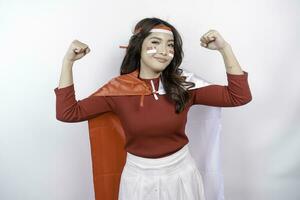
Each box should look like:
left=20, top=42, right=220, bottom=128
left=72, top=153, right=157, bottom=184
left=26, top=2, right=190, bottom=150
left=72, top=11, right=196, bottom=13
left=126, top=144, right=191, bottom=169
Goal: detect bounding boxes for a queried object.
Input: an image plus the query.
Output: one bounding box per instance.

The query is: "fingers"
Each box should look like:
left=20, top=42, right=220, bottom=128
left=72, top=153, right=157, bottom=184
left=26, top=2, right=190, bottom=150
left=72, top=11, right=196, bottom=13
left=72, top=40, right=90, bottom=54
left=74, top=46, right=89, bottom=54
left=80, top=47, right=90, bottom=55
left=200, top=34, right=215, bottom=44
left=200, top=42, right=207, bottom=47
left=85, top=47, right=90, bottom=54
left=200, top=30, right=217, bottom=44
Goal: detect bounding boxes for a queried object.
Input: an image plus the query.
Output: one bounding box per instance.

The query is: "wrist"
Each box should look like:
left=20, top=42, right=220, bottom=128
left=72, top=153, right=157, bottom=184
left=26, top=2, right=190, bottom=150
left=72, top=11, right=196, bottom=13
left=218, top=43, right=232, bottom=54
left=63, top=56, right=74, bottom=64
left=62, top=59, right=74, bottom=69
left=63, top=57, right=74, bottom=63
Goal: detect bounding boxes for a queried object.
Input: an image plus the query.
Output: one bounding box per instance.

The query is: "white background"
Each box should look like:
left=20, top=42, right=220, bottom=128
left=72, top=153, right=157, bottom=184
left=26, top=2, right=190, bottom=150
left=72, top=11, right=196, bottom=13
left=0, top=0, right=299, bottom=199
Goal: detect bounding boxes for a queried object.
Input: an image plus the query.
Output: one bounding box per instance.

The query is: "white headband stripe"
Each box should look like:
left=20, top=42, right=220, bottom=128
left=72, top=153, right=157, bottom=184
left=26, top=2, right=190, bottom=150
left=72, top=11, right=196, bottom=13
left=150, top=28, right=173, bottom=35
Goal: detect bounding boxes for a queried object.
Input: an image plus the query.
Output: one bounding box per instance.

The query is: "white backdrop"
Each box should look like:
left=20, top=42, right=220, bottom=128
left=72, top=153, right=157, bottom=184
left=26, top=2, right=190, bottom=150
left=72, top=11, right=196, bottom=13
left=0, top=0, right=299, bottom=199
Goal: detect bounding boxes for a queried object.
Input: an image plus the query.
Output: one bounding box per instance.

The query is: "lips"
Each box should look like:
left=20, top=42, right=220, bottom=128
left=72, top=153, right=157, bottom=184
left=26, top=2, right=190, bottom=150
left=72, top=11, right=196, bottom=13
left=154, top=57, right=168, bottom=63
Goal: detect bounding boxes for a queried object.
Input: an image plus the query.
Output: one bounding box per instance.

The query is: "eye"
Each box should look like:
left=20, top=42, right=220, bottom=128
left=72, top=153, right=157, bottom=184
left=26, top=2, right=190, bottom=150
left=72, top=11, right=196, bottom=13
left=151, top=41, right=174, bottom=48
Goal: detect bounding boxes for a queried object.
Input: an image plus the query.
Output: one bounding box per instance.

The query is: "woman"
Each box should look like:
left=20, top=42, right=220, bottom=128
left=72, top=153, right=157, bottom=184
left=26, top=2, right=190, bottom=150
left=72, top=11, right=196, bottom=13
left=54, top=17, right=252, bottom=200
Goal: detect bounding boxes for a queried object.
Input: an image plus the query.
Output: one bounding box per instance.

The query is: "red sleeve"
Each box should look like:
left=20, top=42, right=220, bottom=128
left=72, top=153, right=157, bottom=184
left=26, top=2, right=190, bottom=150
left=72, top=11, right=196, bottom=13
left=54, top=84, right=115, bottom=122
left=191, top=71, right=252, bottom=107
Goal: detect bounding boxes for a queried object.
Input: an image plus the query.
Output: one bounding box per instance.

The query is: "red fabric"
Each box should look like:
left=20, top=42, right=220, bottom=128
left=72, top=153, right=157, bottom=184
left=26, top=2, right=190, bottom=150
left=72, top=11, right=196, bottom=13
left=54, top=69, right=251, bottom=199
left=54, top=70, right=251, bottom=158
left=87, top=112, right=126, bottom=200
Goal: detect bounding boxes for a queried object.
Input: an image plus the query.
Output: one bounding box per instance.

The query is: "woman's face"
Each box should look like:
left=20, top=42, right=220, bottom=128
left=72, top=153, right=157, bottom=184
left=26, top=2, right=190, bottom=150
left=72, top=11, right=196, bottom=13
left=140, top=31, right=174, bottom=76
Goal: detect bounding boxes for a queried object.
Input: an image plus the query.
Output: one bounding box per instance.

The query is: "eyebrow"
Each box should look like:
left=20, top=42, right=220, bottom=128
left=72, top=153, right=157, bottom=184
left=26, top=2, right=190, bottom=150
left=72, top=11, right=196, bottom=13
left=149, top=36, right=174, bottom=42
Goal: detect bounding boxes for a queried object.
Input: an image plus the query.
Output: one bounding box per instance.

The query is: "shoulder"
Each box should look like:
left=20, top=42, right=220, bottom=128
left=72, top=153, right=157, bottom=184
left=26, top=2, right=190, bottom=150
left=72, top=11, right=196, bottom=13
left=89, top=70, right=149, bottom=97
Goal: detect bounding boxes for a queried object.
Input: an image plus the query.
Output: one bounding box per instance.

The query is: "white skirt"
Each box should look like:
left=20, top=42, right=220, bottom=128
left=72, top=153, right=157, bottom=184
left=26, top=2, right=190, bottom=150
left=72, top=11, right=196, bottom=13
left=118, top=144, right=206, bottom=200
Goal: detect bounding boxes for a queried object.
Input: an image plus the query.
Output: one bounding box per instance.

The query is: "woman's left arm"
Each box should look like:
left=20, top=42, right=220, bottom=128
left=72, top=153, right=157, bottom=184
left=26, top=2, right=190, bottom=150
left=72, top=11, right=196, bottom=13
left=191, top=30, right=252, bottom=107
left=191, top=72, right=252, bottom=107
left=200, top=29, right=244, bottom=75
left=218, top=44, right=244, bottom=75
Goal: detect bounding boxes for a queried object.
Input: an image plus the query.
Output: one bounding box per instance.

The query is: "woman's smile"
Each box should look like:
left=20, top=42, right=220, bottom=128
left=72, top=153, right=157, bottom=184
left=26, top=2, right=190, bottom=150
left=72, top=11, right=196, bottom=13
left=154, top=56, right=168, bottom=63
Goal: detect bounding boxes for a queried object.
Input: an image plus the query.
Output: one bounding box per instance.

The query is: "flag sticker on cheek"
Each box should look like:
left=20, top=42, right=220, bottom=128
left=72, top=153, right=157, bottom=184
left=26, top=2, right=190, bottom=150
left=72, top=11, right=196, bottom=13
left=168, top=49, right=174, bottom=58
left=146, top=46, right=174, bottom=58
left=146, top=46, right=157, bottom=54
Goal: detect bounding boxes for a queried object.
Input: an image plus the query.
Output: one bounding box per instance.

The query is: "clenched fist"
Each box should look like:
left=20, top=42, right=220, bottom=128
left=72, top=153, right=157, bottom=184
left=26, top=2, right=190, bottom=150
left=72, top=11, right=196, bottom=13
left=200, top=30, right=230, bottom=51
left=64, top=40, right=91, bottom=62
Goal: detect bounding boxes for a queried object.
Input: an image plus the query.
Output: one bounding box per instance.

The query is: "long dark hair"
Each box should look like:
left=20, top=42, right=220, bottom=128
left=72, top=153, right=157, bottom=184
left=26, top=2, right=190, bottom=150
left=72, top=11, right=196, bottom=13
left=120, top=17, right=195, bottom=113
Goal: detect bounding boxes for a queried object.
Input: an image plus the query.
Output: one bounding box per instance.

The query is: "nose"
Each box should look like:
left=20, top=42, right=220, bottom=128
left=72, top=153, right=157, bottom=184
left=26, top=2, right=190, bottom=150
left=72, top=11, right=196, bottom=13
left=157, top=44, right=168, bottom=56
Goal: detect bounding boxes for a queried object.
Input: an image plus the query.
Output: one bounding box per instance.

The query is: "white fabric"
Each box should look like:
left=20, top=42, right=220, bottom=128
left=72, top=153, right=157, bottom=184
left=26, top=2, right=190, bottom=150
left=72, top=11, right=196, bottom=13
left=156, top=68, right=224, bottom=200
left=119, top=144, right=206, bottom=200
left=150, top=28, right=173, bottom=35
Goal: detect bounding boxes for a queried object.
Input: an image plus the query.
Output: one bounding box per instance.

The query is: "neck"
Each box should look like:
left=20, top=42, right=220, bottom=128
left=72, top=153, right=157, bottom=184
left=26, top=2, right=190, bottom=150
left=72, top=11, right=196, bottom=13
left=139, top=64, right=161, bottom=79
left=139, top=72, right=161, bottom=79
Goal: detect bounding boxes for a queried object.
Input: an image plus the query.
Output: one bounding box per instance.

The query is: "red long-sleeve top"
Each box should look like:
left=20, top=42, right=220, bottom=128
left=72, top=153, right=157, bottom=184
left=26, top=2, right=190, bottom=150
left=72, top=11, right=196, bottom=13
left=54, top=71, right=252, bottom=158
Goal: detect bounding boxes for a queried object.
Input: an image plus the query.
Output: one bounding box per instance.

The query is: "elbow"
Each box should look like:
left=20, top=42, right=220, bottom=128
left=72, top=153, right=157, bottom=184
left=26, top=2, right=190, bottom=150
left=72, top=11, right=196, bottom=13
left=229, top=92, right=252, bottom=106
left=226, top=86, right=253, bottom=107
left=56, top=113, right=70, bottom=122
left=244, top=90, right=253, bottom=104
left=237, top=93, right=252, bottom=106
left=56, top=112, right=78, bottom=123
left=242, top=95, right=252, bottom=105
left=55, top=104, right=81, bottom=122
left=242, top=86, right=253, bottom=105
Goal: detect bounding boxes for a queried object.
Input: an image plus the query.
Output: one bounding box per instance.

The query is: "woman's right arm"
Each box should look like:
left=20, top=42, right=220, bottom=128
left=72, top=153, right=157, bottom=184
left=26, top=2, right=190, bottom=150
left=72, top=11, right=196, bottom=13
left=54, top=83, right=115, bottom=123
left=54, top=40, right=115, bottom=122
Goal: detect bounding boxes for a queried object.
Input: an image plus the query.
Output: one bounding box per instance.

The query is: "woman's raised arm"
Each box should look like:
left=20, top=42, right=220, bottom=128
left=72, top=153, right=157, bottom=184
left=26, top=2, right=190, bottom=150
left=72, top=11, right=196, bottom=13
left=54, top=40, right=115, bottom=122
left=54, top=84, right=115, bottom=122
left=191, top=71, right=252, bottom=107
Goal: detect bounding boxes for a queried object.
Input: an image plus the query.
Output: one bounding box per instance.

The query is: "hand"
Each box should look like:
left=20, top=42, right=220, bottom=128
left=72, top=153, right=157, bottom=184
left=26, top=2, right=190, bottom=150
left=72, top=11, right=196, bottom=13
left=200, top=30, right=230, bottom=51
left=63, top=39, right=91, bottom=63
